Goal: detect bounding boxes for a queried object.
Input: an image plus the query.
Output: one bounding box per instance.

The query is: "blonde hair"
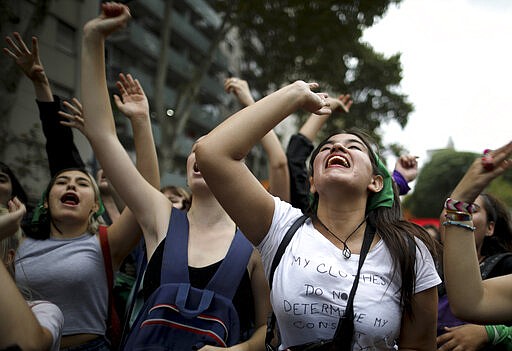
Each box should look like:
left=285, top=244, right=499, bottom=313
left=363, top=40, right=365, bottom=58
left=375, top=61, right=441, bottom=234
left=29, top=168, right=105, bottom=239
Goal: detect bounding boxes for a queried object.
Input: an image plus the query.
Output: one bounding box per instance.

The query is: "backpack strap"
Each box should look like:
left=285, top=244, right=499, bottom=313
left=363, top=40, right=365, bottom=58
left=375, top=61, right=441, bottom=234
left=121, top=211, right=187, bottom=345
left=99, top=225, right=122, bottom=349
left=206, top=229, right=253, bottom=300
left=161, top=208, right=190, bottom=284
left=481, top=253, right=512, bottom=280
left=265, top=214, right=308, bottom=348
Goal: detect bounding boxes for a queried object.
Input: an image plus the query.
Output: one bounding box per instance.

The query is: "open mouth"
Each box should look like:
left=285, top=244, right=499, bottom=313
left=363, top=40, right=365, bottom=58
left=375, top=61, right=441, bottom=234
left=61, top=192, right=80, bottom=206
left=326, top=155, right=350, bottom=168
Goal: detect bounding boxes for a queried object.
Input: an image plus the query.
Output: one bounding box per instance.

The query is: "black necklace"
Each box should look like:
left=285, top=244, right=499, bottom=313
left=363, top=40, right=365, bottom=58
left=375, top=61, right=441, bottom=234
left=315, top=215, right=368, bottom=259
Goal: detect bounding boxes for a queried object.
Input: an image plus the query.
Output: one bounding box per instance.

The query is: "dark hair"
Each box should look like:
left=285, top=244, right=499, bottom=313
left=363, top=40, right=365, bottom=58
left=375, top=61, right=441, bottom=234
left=479, top=193, right=512, bottom=257
left=0, top=162, right=28, bottom=204
left=307, top=129, right=437, bottom=318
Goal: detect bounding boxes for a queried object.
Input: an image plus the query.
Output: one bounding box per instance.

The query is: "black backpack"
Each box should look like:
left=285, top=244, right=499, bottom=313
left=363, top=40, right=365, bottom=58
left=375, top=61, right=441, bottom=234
left=123, top=209, right=253, bottom=350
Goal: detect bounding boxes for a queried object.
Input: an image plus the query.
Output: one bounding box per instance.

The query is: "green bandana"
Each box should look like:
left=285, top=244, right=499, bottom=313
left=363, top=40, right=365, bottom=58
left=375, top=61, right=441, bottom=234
left=366, top=154, right=394, bottom=212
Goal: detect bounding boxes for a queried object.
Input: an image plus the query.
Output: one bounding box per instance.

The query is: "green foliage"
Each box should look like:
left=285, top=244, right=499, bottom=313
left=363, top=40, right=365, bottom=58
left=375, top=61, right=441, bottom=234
left=486, top=170, right=512, bottom=207
left=217, top=0, right=412, bottom=147
left=405, top=150, right=512, bottom=217
left=405, top=149, right=477, bottom=218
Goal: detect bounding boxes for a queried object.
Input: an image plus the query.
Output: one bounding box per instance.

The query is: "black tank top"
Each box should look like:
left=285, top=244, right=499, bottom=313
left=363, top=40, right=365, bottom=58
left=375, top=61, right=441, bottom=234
left=143, top=238, right=256, bottom=338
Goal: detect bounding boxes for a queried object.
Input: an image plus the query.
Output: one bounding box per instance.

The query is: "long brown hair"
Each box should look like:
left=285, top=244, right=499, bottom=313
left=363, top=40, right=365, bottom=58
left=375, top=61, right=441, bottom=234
left=307, top=129, right=438, bottom=318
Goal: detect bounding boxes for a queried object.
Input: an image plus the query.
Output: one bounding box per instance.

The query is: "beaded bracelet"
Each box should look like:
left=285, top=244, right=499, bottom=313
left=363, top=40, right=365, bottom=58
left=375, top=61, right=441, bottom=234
left=444, top=198, right=478, bottom=214
left=445, top=211, right=473, bottom=221
left=442, top=220, right=476, bottom=231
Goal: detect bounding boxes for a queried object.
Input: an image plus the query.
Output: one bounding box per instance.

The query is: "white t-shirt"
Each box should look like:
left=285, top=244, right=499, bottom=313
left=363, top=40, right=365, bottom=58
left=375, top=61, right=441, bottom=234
left=258, top=197, right=441, bottom=350
left=29, top=300, right=64, bottom=351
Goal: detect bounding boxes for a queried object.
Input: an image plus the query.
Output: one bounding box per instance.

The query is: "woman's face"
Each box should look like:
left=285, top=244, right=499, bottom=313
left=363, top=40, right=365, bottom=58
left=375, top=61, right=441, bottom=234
left=472, top=195, right=494, bottom=253
left=46, top=170, right=98, bottom=223
left=310, top=133, right=375, bottom=196
left=0, top=171, right=13, bottom=206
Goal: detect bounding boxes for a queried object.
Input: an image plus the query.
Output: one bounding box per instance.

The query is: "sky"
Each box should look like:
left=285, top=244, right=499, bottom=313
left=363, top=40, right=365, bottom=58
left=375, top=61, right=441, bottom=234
left=362, top=0, right=512, bottom=169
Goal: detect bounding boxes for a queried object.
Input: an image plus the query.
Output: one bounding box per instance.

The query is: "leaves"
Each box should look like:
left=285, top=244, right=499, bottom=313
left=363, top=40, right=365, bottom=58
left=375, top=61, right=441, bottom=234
left=216, top=0, right=411, bottom=149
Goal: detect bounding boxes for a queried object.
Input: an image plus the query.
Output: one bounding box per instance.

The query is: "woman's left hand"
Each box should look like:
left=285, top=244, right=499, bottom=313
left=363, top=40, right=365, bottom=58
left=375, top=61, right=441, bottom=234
left=295, top=81, right=331, bottom=115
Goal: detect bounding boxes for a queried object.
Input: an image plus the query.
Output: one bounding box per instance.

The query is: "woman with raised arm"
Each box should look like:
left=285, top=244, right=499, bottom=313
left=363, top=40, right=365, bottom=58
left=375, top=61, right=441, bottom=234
left=79, top=3, right=270, bottom=350
left=195, top=81, right=441, bottom=350
left=6, top=31, right=160, bottom=349
left=436, top=192, right=512, bottom=350
left=442, top=143, right=512, bottom=324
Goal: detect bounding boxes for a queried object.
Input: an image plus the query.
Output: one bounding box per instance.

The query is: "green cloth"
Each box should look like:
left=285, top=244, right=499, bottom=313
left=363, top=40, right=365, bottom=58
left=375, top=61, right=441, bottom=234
left=366, top=154, right=394, bottom=212
left=486, top=325, right=512, bottom=350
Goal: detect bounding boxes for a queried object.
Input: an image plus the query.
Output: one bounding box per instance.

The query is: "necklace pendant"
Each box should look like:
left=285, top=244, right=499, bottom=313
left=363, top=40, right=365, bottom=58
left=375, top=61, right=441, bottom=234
left=342, top=246, right=351, bottom=259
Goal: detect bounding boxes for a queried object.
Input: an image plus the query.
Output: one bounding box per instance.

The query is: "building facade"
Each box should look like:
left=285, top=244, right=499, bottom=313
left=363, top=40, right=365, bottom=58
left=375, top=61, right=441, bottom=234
left=1, top=0, right=272, bottom=203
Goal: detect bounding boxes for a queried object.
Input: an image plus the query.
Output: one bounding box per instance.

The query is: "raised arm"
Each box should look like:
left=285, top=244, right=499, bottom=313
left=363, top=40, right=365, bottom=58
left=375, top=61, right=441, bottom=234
left=107, top=73, right=161, bottom=262
left=298, top=94, right=352, bottom=141
left=225, top=77, right=290, bottom=202
left=79, top=3, right=171, bottom=258
left=443, top=141, right=512, bottom=323
left=393, top=155, right=418, bottom=196
left=3, top=32, right=52, bottom=102
left=195, top=81, right=330, bottom=244
left=112, top=73, right=160, bottom=190
left=287, top=94, right=352, bottom=211
left=3, top=32, right=85, bottom=175
left=61, top=73, right=163, bottom=265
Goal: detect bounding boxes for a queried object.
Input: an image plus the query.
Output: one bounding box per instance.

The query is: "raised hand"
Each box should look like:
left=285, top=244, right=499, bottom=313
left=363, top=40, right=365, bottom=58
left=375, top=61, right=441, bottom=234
left=395, top=154, right=419, bottom=182
left=298, top=81, right=331, bottom=115
left=0, top=197, right=26, bottom=240
left=224, top=77, right=255, bottom=107
left=58, top=98, right=85, bottom=134
left=3, top=32, right=47, bottom=84
left=329, top=94, right=353, bottom=114
left=451, top=141, right=512, bottom=203
left=83, top=2, right=131, bottom=38
left=113, top=73, right=150, bottom=121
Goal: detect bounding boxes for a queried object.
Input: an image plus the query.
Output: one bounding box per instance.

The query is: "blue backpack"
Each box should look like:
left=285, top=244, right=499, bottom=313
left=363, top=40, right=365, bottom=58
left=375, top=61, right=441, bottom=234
left=122, top=209, right=253, bottom=350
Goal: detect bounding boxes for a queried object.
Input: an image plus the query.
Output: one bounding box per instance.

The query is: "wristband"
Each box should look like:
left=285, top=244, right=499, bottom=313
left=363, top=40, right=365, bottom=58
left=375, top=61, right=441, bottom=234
left=444, top=211, right=473, bottom=222
left=392, top=170, right=410, bottom=196
left=444, top=197, right=478, bottom=214
left=442, top=220, right=476, bottom=231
